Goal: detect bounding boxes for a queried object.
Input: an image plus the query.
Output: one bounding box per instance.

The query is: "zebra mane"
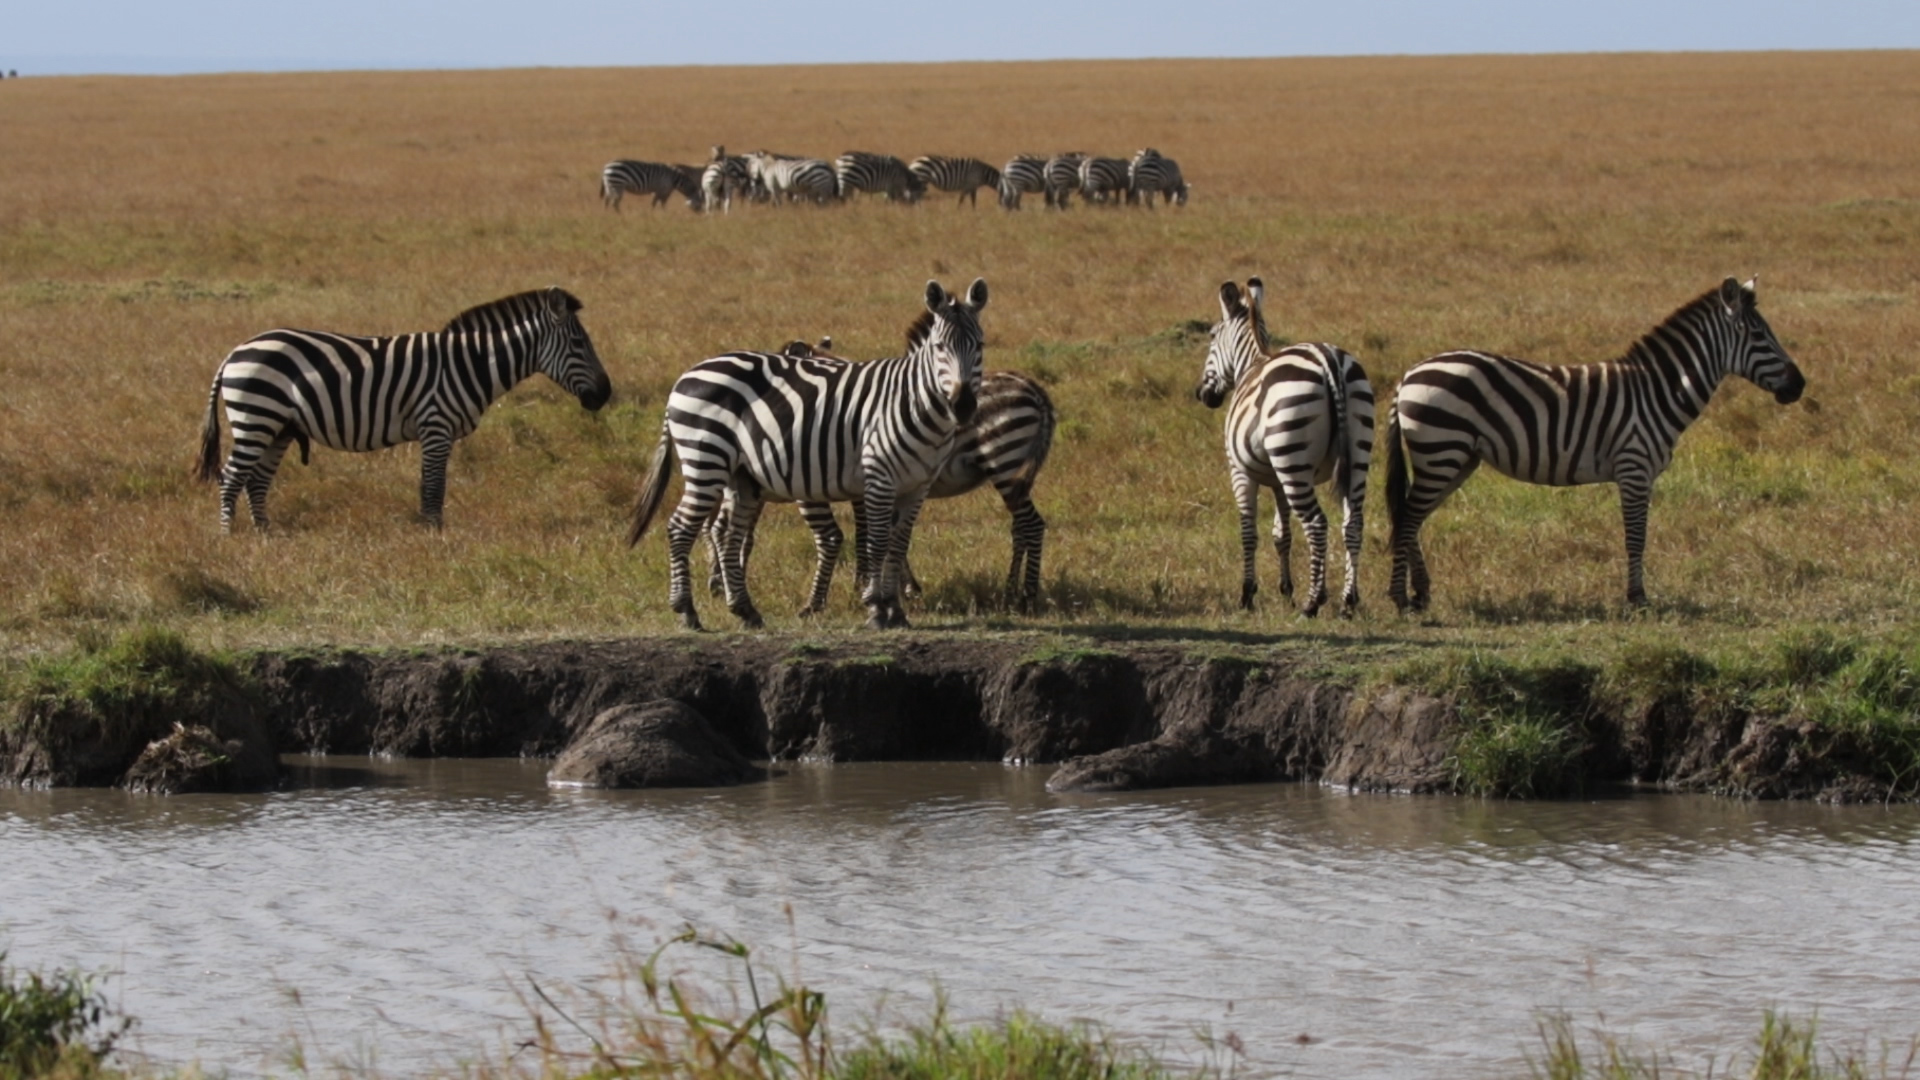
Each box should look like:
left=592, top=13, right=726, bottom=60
left=1621, top=283, right=1743, bottom=366
left=904, top=309, right=938, bottom=350
left=443, top=289, right=581, bottom=332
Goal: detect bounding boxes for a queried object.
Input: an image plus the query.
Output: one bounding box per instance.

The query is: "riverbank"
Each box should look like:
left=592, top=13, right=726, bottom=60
left=4, top=626, right=1915, bottom=800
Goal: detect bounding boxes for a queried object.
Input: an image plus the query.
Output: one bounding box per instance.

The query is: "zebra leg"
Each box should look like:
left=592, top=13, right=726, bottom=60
left=1618, top=469, right=1655, bottom=609
left=797, top=501, right=844, bottom=617
left=873, top=491, right=928, bottom=629
left=1339, top=478, right=1366, bottom=614
left=850, top=497, right=876, bottom=593
left=1281, top=479, right=1332, bottom=618
left=1232, top=467, right=1260, bottom=611
left=1389, top=453, right=1478, bottom=613
left=242, top=438, right=293, bottom=531
left=218, top=447, right=259, bottom=534
left=417, top=428, right=454, bottom=529
left=1272, top=501, right=1295, bottom=601
left=704, top=495, right=732, bottom=596
left=664, top=484, right=723, bottom=631
left=1002, top=489, right=1046, bottom=614
left=719, top=488, right=766, bottom=629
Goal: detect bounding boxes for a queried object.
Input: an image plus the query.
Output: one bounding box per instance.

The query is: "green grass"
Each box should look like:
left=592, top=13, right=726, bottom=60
left=1532, top=1011, right=1919, bottom=1080
left=0, top=955, right=126, bottom=1080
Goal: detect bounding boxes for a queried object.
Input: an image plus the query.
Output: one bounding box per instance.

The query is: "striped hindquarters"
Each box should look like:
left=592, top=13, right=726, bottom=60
left=1128, top=149, right=1187, bottom=206
left=214, top=330, right=436, bottom=456
left=909, top=156, right=1003, bottom=205
left=1043, top=153, right=1086, bottom=207
left=1227, top=343, right=1375, bottom=494
left=601, top=160, right=699, bottom=210
left=1394, top=351, right=1629, bottom=488
left=1077, top=156, right=1130, bottom=205
left=998, top=155, right=1047, bottom=209
left=930, top=370, right=1055, bottom=499
left=836, top=151, right=924, bottom=202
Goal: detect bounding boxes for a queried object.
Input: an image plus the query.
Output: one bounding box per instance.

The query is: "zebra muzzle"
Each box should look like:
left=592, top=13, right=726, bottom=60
left=953, top=382, right=979, bottom=424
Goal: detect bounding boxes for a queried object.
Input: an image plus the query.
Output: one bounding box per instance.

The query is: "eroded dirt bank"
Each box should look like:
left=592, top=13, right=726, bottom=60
left=7, top=634, right=1901, bottom=800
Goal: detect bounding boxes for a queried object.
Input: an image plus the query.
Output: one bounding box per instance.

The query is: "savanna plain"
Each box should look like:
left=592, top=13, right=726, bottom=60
left=4, top=51, right=1920, bottom=1080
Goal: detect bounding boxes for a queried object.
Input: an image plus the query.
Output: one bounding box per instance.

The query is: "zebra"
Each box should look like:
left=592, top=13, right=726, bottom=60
left=746, top=151, right=837, bottom=204
left=1197, top=278, right=1375, bottom=616
left=700, top=146, right=752, bottom=214
left=600, top=160, right=701, bottom=211
left=1384, top=277, right=1807, bottom=612
left=1043, top=153, right=1086, bottom=209
left=628, top=279, right=989, bottom=630
left=835, top=151, right=925, bottom=202
left=1077, top=156, right=1131, bottom=206
left=195, top=287, right=611, bottom=532
left=908, top=156, right=1003, bottom=208
left=1129, top=148, right=1189, bottom=208
left=710, top=343, right=1056, bottom=615
left=997, top=155, right=1047, bottom=210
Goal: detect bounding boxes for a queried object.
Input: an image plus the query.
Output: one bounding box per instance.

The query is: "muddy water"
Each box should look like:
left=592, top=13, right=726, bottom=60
left=4, top=760, right=1919, bottom=1079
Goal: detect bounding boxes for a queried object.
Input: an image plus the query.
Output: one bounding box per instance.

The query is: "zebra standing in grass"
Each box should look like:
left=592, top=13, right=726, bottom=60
left=196, top=288, right=611, bottom=531
left=700, top=146, right=752, bottom=214
left=908, top=156, right=1003, bottom=207
left=629, top=279, right=989, bottom=630
left=712, top=343, right=1057, bottom=615
left=1043, top=153, right=1087, bottom=208
left=835, top=151, right=925, bottom=202
left=748, top=152, right=838, bottom=204
left=997, top=155, right=1048, bottom=210
left=1128, top=148, right=1188, bottom=207
left=600, top=160, right=702, bottom=211
left=1077, top=156, right=1131, bottom=206
left=1197, top=279, right=1375, bottom=616
left=1384, top=277, right=1806, bottom=612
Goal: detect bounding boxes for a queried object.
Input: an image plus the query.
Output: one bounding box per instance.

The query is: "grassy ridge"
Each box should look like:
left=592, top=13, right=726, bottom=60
left=0, top=55, right=1917, bottom=654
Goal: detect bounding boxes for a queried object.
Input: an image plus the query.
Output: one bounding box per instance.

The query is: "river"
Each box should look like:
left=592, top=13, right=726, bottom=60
left=3, top=759, right=1918, bottom=1078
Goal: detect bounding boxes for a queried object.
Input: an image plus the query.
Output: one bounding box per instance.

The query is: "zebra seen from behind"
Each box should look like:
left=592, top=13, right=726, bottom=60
left=1384, top=277, right=1806, bottom=612
left=628, top=279, right=990, bottom=630
left=835, top=151, right=925, bottom=202
left=997, top=155, right=1047, bottom=210
left=700, top=146, right=753, bottom=214
left=195, top=287, right=611, bottom=531
left=1077, top=156, right=1131, bottom=206
left=710, top=340, right=1057, bottom=615
left=1043, top=153, right=1086, bottom=209
left=1129, top=148, right=1188, bottom=207
left=1197, top=278, right=1375, bottom=616
left=908, top=156, right=1003, bottom=208
left=600, top=160, right=702, bottom=211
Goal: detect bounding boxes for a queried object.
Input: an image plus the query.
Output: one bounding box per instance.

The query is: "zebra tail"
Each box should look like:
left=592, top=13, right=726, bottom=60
left=1384, top=400, right=1408, bottom=536
left=194, top=373, right=224, bottom=483
left=626, top=421, right=677, bottom=548
left=1319, top=353, right=1351, bottom=503
left=1012, top=387, right=1058, bottom=489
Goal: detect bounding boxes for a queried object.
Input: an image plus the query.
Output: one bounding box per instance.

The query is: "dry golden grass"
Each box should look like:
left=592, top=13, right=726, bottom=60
left=1, top=53, right=1917, bottom=654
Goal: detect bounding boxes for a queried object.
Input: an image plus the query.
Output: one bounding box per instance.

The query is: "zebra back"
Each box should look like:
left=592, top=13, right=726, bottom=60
left=1077, top=156, right=1130, bottom=204
left=836, top=151, right=924, bottom=202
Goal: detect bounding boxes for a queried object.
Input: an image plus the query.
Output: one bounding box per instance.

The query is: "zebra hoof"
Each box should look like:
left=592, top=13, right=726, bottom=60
left=1238, top=588, right=1256, bottom=612
left=796, top=604, right=823, bottom=619
left=1299, top=600, right=1323, bottom=618
left=678, top=610, right=703, bottom=631
left=732, top=605, right=765, bottom=630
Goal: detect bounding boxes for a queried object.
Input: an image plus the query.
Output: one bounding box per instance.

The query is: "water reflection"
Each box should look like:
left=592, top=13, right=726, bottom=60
left=3, top=760, right=1918, bottom=1080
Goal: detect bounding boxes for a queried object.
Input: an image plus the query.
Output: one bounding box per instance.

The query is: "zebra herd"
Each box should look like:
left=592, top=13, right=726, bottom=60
left=600, top=147, right=1188, bottom=213
left=195, top=274, right=1805, bottom=628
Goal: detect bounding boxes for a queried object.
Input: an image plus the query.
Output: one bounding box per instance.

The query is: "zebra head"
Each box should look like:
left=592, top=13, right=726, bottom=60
left=915, top=278, right=989, bottom=425
left=536, top=286, right=612, bottom=411
left=1197, top=278, right=1267, bottom=409
left=1719, top=277, right=1806, bottom=405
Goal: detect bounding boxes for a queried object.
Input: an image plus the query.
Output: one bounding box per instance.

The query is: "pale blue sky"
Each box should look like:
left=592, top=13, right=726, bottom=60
left=7, top=0, right=1917, bottom=76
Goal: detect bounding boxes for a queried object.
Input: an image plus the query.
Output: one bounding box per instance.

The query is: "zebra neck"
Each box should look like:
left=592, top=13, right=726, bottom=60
left=1624, top=330, right=1727, bottom=424
left=445, top=325, right=538, bottom=403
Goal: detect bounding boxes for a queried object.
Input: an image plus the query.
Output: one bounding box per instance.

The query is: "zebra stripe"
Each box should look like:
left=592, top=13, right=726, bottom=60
left=1128, top=148, right=1188, bottom=207
left=700, top=146, right=752, bottom=214
left=835, top=151, right=925, bottom=202
left=1198, top=278, right=1375, bottom=615
left=600, top=160, right=702, bottom=211
left=714, top=359, right=1056, bottom=615
left=746, top=151, right=838, bottom=204
left=195, top=288, right=611, bottom=531
left=629, top=279, right=990, bottom=630
left=1384, top=277, right=1807, bottom=611
left=997, top=155, right=1047, bottom=210
left=1043, top=153, right=1086, bottom=209
left=908, top=156, right=1003, bottom=207
left=1077, top=156, right=1131, bottom=206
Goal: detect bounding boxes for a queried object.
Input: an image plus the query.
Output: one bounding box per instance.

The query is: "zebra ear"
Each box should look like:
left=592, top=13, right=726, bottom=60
left=545, top=286, right=580, bottom=316
left=1217, top=281, right=1244, bottom=318
left=1718, top=277, right=1742, bottom=316
left=965, top=277, right=989, bottom=311
left=925, top=280, right=949, bottom=313
left=1246, top=277, right=1265, bottom=312
left=1743, top=276, right=1759, bottom=303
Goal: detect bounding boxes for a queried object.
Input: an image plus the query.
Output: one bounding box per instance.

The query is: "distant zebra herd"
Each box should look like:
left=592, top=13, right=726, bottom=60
left=600, top=146, right=1188, bottom=213
left=196, top=272, right=1804, bottom=628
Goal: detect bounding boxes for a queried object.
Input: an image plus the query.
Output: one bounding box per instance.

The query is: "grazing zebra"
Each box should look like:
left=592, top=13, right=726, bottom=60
left=835, top=151, right=925, bottom=202
left=700, top=146, right=752, bottom=214
left=1128, top=148, right=1189, bottom=207
left=746, top=151, right=838, bottom=204
left=1077, top=156, right=1131, bottom=206
left=600, top=160, right=701, bottom=211
left=1384, top=277, right=1807, bottom=612
left=908, top=156, right=1003, bottom=207
left=1197, top=279, right=1375, bottom=616
left=1043, top=153, right=1086, bottom=209
left=195, top=288, right=611, bottom=531
left=628, top=279, right=990, bottom=630
left=711, top=346, right=1057, bottom=615
left=997, top=155, right=1047, bottom=210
